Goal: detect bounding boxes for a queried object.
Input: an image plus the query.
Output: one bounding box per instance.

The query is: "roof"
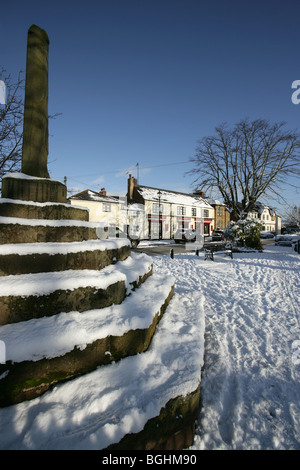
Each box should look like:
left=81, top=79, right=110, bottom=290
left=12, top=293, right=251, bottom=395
left=135, top=185, right=213, bottom=208
left=253, top=202, right=276, bottom=216
left=206, top=198, right=226, bottom=206
left=69, top=190, right=119, bottom=204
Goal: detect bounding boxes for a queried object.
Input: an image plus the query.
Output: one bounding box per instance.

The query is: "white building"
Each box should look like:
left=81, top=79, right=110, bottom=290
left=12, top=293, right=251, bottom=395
left=69, top=189, right=121, bottom=225
left=69, top=188, right=146, bottom=239
left=248, top=202, right=281, bottom=234
left=127, top=175, right=214, bottom=239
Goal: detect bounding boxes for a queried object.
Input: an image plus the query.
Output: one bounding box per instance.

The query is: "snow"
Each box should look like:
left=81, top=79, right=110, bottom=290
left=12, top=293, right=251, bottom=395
left=0, top=252, right=151, bottom=297
left=2, top=172, right=63, bottom=184
left=0, top=244, right=299, bottom=449
left=189, top=244, right=300, bottom=450
left=0, top=269, right=171, bottom=363
left=0, top=239, right=130, bottom=256
left=0, top=215, right=107, bottom=227
left=0, top=197, right=88, bottom=212
left=70, top=190, right=120, bottom=204
left=136, top=186, right=213, bottom=208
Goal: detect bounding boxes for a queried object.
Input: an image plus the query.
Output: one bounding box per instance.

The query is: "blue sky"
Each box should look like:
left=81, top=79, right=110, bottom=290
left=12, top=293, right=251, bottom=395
left=1, top=0, right=300, bottom=216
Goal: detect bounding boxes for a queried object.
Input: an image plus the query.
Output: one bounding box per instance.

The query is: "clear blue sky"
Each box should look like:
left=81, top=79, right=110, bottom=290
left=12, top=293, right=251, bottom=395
left=1, top=0, right=300, bottom=216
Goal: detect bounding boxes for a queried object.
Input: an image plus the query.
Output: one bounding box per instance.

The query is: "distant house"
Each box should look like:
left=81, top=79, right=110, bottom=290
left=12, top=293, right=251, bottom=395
left=248, top=202, right=281, bottom=233
left=186, top=190, right=231, bottom=232
left=69, top=188, right=120, bottom=226
left=127, top=175, right=214, bottom=239
left=205, top=198, right=231, bottom=231
left=69, top=188, right=146, bottom=240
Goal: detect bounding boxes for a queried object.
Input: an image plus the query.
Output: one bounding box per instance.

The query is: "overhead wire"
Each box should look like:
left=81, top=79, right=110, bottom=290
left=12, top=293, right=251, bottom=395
left=59, top=160, right=192, bottom=187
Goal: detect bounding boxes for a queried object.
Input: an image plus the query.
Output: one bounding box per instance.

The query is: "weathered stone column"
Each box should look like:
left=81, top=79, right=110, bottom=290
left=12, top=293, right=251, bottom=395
left=1, top=24, right=68, bottom=203
left=22, top=24, right=50, bottom=178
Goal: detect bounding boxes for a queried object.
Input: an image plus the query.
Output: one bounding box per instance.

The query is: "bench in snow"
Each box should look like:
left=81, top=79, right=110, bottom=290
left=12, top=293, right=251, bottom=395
left=204, top=248, right=233, bottom=261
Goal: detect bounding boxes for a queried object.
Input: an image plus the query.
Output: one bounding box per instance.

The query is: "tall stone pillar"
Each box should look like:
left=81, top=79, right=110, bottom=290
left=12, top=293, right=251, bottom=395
left=22, top=24, right=50, bottom=178
left=1, top=24, right=67, bottom=203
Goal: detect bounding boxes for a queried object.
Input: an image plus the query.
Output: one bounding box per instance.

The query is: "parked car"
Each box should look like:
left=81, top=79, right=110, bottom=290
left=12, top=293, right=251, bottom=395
left=211, top=230, right=225, bottom=241
left=275, top=235, right=300, bottom=246
left=260, top=231, right=275, bottom=239
left=108, top=226, right=140, bottom=248
left=174, top=228, right=196, bottom=243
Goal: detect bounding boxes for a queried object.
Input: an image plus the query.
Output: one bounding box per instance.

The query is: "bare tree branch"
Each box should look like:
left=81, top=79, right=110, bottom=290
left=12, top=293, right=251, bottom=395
left=189, top=118, right=300, bottom=220
left=0, top=69, right=25, bottom=180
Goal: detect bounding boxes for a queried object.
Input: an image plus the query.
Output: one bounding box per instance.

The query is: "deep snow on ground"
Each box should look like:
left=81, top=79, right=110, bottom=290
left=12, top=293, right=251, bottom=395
left=151, top=243, right=300, bottom=449
left=0, top=243, right=299, bottom=450
left=183, top=245, right=300, bottom=450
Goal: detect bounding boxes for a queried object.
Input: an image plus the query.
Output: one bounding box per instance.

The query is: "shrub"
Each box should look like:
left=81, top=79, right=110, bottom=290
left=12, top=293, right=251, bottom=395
left=225, top=218, right=264, bottom=250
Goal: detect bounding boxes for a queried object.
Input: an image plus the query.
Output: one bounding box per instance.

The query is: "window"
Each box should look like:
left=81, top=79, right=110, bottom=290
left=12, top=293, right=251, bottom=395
left=203, top=209, right=209, bottom=218
left=217, top=207, right=223, bottom=216
left=177, top=206, right=186, bottom=215
left=192, top=207, right=197, bottom=217
left=103, top=203, right=111, bottom=212
left=152, top=203, right=163, bottom=214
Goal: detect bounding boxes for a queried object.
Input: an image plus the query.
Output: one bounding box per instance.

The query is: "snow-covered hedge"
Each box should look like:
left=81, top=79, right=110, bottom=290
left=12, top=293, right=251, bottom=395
left=225, top=218, right=264, bottom=250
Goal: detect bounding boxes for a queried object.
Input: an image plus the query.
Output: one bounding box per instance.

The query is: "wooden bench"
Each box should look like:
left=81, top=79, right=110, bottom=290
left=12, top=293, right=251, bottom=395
left=204, top=247, right=233, bottom=261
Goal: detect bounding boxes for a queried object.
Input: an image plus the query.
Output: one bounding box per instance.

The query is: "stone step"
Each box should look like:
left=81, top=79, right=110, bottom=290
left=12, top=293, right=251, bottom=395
left=0, top=239, right=131, bottom=276
left=0, top=277, right=203, bottom=451
left=1, top=173, right=67, bottom=204
left=0, top=272, right=174, bottom=407
left=0, top=253, right=153, bottom=325
left=0, top=216, right=106, bottom=244
left=0, top=198, right=89, bottom=221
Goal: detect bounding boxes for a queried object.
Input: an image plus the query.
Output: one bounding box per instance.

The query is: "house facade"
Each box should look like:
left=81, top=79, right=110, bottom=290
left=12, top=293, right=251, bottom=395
left=127, top=175, right=214, bottom=239
left=206, top=198, right=231, bottom=231
left=69, top=184, right=282, bottom=238
left=248, top=202, right=281, bottom=233
left=69, top=188, right=146, bottom=240
left=69, top=189, right=121, bottom=225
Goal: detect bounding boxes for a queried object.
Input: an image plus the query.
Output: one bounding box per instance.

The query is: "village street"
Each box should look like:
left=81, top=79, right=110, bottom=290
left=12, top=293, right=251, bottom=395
left=134, top=238, right=274, bottom=256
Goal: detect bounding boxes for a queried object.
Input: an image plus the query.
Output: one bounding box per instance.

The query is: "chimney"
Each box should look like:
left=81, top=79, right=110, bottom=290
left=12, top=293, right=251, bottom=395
left=193, top=190, right=206, bottom=198
left=99, top=187, right=107, bottom=196
left=127, top=174, right=138, bottom=201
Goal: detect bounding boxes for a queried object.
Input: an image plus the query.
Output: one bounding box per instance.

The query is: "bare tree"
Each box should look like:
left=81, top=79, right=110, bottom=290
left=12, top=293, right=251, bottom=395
left=0, top=69, right=25, bottom=181
left=190, top=119, right=300, bottom=220
left=285, top=205, right=300, bottom=228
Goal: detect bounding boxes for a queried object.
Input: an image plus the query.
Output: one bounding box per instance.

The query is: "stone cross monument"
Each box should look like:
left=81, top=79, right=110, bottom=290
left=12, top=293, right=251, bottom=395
left=22, top=24, right=50, bottom=178
left=1, top=24, right=67, bottom=203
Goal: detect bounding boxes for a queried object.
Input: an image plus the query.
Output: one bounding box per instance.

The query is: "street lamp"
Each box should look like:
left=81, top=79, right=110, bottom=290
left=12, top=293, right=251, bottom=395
left=158, top=190, right=162, bottom=240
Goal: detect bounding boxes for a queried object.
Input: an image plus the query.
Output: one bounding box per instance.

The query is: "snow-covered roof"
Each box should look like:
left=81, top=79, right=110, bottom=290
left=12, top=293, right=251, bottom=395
left=70, top=190, right=119, bottom=204
left=136, top=186, right=213, bottom=208
left=254, top=202, right=276, bottom=216
left=206, top=198, right=226, bottom=206
left=122, top=202, right=145, bottom=212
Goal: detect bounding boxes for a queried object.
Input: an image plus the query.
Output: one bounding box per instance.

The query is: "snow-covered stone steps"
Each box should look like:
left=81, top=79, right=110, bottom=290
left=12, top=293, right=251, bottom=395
left=0, top=181, right=194, bottom=448
left=0, top=216, right=107, bottom=244
left=0, top=197, right=89, bottom=221
left=0, top=272, right=174, bottom=407
left=0, top=239, right=131, bottom=276
left=0, top=252, right=153, bottom=325
left=0, top=278, right=202, bottom=450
